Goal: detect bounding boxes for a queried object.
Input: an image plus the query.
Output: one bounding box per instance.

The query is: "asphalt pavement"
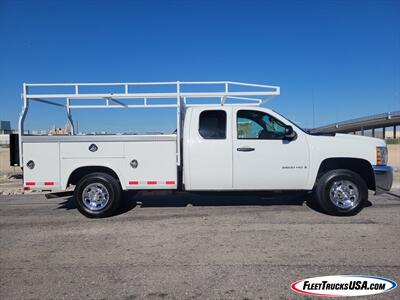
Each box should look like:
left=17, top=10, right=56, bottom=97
left=1, top=190, right=399, bottom=299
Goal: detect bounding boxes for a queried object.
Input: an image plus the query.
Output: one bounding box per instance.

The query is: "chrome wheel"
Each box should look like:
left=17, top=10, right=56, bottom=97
left=329, top=180, right=360, bottom=210
left=82, top=183, right=110, bottom=211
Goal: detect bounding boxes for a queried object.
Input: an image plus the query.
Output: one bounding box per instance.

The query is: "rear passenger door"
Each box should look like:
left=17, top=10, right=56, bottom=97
left=185, top=107, right=233, bottom=190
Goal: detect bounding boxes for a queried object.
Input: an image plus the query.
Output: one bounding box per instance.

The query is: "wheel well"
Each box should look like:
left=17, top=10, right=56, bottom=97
left=317, top=158, right=375, bottom=190
left=67, top=166, right=120, bottom=187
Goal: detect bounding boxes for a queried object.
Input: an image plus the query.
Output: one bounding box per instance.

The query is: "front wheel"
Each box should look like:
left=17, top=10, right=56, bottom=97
left=315, top=169, right=368, bottom=216
left=74, top=172, right=122, bottom=218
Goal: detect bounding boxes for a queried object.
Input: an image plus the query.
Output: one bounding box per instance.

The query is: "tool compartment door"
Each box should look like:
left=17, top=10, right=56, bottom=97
left=23, top=142, right=60, bottom=189
left=124, top=141, right=177, bottom=189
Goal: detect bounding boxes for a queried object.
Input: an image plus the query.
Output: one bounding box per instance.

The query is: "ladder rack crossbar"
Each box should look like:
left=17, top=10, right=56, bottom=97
left=25, top=91, right=278, bottom=100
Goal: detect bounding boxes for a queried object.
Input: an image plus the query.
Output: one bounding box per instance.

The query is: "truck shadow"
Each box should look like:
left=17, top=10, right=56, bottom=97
left=56, top=190, right=343, bottom=215
left=131, top=191, right=309, bottom=207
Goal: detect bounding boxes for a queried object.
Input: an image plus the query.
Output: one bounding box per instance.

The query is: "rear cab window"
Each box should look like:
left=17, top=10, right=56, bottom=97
left=199, top=110, right=226, bottom=139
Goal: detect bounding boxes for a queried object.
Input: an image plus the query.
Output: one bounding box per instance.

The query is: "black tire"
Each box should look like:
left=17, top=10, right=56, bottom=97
left=315, top=169, right=368, bottom=216
left=74, top=172, right=122, bottom=218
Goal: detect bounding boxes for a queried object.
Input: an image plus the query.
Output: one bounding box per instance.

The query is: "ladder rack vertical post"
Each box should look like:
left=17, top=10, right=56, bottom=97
left=66, top=98, right=75, bottom=135
left=221, top=82, right=229, bottom=105
left=176, top=81, right=181, bottom=166
left=18, top=83, right=29, bottom=165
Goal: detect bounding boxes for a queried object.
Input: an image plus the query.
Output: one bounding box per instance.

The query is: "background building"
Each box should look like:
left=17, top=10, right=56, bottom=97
left=0, top=121, right=12, bottom=134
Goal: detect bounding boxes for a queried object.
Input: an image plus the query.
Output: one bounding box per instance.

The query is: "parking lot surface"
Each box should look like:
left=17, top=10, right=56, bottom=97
left=1, top=191, right=399, bottom=299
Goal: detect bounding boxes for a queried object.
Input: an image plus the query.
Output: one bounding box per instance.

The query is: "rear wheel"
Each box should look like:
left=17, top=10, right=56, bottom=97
left=74, top=172, right=121, bottom=218
left=315, top=169, right=368, bottom=216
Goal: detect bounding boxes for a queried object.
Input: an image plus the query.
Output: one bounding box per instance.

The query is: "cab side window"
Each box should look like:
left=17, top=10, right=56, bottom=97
left=237, top=110, right=286, bottom=140
left=199, top=110, right=226, bottom=139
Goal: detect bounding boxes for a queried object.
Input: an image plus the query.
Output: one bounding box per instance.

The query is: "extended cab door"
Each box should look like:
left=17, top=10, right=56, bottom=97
left=184, top=107, right=233, bottom=190
left=232, top=108, right=309, bottom=190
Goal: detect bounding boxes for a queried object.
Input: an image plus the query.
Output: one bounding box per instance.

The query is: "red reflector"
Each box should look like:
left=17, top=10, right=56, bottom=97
left=44, top=182, right=54, bottom=186
left=26, top=182, right=35, bottom=186
left=129, top=181, right=139, bottom=185
left=165, top=181, right=175, bottom=185
left=147, top=181, right=157, bottom=185
left=24, top=187, right=30, bottom=191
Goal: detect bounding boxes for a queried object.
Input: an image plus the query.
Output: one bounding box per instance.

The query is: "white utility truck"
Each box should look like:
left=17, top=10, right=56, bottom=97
left=10, top=81, right=392, bottom=217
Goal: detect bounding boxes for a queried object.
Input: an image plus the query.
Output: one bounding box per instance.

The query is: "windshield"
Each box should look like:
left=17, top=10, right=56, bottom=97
left=271, top=110, right=309, bottom=134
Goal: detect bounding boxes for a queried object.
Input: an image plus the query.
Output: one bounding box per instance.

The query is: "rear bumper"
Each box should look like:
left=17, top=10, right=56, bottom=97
left=373, top=165, right=393, bottom=195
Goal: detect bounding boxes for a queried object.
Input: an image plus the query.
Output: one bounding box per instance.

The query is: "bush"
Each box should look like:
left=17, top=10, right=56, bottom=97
left=386, top=138, right=400, bottom=144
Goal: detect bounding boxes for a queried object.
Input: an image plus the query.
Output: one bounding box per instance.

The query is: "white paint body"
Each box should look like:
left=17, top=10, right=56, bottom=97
left=21, top=106, right=385, bottom=192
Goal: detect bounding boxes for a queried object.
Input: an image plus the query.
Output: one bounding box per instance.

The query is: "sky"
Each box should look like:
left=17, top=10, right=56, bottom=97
left=0, top=0, right=399, bottom=133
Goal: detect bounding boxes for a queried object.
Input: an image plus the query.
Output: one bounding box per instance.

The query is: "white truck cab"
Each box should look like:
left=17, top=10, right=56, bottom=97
left=11, top=81, right=393, bottom=218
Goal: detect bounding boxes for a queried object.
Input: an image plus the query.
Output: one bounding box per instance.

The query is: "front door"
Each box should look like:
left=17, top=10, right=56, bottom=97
left=233, top=108, right=309, bottom=190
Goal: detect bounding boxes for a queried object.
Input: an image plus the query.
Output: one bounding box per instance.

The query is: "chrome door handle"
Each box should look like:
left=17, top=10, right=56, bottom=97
left=237, top=147, right=255, bottom=152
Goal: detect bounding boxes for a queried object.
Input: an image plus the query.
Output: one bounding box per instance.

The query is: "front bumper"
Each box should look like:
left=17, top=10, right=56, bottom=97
left=373, top=165, right=393, bottom=195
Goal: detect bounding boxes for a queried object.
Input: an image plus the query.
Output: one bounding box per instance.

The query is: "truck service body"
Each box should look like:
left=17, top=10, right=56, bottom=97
left=11, top=81, right=393, bottom=217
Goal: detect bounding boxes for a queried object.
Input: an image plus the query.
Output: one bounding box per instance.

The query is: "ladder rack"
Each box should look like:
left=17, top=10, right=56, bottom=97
left=19, top=81, right=280, bottom=166
left=22, top=81, right=279, bottom=107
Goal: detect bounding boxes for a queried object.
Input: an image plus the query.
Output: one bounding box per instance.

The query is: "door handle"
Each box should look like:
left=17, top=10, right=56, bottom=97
left=237, top=147, right=255, bottom=152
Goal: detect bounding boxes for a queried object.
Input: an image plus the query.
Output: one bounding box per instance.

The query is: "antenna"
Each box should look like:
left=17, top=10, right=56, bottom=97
left=312, top=88, right=315, bottom=128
